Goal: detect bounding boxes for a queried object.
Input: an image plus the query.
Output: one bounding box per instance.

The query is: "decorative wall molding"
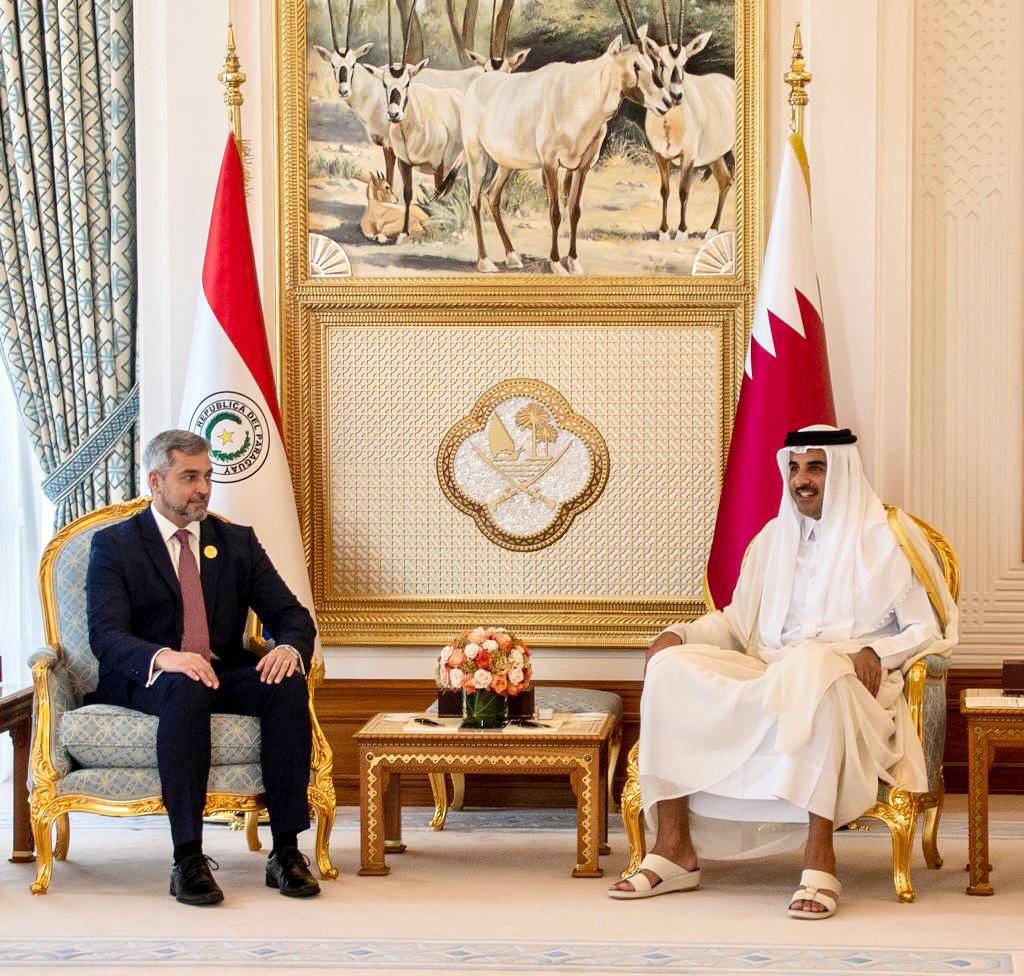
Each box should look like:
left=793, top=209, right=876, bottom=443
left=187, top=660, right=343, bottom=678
left=909, top=0, right=1024, bottom=666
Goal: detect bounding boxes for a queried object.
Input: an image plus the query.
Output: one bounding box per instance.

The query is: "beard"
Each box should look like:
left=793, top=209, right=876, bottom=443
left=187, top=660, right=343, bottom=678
left=164, top=495, right=208, bottom=523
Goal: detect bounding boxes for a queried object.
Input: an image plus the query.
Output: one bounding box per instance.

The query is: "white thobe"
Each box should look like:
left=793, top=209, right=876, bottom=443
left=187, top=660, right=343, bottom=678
left=639, top=518, right=938, bottom=860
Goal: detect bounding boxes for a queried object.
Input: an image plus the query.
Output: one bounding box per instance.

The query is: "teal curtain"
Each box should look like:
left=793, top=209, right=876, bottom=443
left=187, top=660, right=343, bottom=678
left=0, top=0, right=137, bottom=529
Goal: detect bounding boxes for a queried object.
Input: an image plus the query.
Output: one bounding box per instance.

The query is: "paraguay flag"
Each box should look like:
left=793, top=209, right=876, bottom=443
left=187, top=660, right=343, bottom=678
left=178, top=134, right=317, bottom=648
left=705, top=132, right=837, bottom=609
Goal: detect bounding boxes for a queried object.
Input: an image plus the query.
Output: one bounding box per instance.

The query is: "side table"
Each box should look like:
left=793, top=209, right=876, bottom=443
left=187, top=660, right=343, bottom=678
left=355, top=712, right=614, bottom=879
left=959, top=688, right=1024, bottom=895
left=0, top=688, right=35, bottom=863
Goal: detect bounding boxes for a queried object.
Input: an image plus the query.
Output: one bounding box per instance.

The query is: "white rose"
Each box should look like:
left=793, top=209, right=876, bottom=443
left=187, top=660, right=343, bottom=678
left=508, top=667, right=524, bottom=685
left=482, top=639, right=499, bottom=652
left=472, top=668, right=493, bottom=689
left=510, top=649, right=525, bottom=667
left=449, top=667, right=465, bottom=688
left=440, top=645, right=453, bottom=665
left=464, top=643, right=481, bottom=661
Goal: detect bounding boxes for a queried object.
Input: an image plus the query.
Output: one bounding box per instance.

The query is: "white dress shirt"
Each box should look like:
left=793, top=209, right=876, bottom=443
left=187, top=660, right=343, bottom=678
left=147, top=507, right=302, bottom=685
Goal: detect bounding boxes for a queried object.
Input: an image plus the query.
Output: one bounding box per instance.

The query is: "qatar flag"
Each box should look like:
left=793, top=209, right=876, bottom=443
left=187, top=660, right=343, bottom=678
left=705, top=132, right=837, bottom=608
left=178, top=134, right=317, bottom=648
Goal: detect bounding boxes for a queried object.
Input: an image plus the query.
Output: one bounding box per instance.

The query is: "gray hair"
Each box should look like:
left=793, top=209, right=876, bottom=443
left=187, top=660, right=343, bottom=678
left=143, top=429, right=211, bottom=476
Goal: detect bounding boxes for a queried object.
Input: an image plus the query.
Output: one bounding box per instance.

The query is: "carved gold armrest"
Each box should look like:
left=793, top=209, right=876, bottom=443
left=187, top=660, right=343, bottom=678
left=29, top=655, right=63, bottom=811
left=903, top=654, right=949, bottom=745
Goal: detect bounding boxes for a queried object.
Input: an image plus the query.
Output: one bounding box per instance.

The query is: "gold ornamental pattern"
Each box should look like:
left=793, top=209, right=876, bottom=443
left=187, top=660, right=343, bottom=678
left=437, top=379, right=609, bottom=551
left=319, top=317, right=725, bottom=645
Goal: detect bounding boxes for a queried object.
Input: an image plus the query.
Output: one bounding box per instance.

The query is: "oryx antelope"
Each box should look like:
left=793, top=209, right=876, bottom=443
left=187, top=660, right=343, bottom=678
left=369, top=0, right=530, bottom=242
left=315, top=0, right=396, bottom=184
left=462, top=0, right=673, bottom=274
left=643, top=0, right=734, bottom=240
left=315, top=1, right=528, bottom=192
left=355, top=171, right=428, bottom=241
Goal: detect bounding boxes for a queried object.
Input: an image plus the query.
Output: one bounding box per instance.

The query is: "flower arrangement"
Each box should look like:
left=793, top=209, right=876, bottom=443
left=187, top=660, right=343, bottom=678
left=435, top=626, right=532, bottom=699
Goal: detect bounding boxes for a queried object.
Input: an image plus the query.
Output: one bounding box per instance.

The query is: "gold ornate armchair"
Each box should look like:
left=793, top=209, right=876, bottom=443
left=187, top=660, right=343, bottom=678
left=619, top=510, right=958, bottom=902
left=28, top=497, right=338, bottom=894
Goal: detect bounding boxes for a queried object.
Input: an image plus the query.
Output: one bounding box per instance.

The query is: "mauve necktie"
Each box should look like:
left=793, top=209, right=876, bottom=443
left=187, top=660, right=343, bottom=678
left=174, top=528, right=211, bottom=661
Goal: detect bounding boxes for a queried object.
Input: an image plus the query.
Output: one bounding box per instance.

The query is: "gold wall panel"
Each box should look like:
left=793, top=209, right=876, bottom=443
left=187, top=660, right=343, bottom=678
left=275, top=0, right=765, bottom=646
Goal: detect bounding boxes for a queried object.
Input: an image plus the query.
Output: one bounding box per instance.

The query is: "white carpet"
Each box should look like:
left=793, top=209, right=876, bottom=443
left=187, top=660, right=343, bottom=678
left=0, top=795, right=1022, bottom=974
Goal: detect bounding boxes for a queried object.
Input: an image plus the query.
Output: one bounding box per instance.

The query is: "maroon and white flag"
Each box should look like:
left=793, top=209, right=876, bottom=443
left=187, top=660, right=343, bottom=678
left=179, top=134, right=317, bottom=646
left=705, top=132, right=837, bottom=608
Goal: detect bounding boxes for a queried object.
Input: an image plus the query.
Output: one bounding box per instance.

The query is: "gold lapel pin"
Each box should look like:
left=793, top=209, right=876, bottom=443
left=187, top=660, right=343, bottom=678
left=203, top=545, right=218, bottom=559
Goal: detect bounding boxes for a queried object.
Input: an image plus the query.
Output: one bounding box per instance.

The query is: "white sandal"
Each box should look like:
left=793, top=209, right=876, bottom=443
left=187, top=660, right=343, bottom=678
left=787, top=869, right=841, bottom=919
left=607, top=853, right=701, bottom=900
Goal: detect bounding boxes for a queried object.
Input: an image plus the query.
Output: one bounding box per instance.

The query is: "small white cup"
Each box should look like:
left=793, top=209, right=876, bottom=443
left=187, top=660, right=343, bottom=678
left=537, top=706, right=554, bottom=721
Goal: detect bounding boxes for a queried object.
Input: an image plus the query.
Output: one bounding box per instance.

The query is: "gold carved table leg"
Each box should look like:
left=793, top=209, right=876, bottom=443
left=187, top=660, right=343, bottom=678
left=966, top=720, right=993, bottom=895
left=428, top=773, right=448, bottom=830
left=384, top=771, right=406, bottom=854
left=358, top=752, right=389, bottom=876
left=572, top=752, right=603, bottom=878
left=598, top=741, right=610, bottom=856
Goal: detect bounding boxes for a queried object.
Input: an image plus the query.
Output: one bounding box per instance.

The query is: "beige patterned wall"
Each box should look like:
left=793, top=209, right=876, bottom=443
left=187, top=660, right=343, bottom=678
left=910, top=0, right=1024, bottom=666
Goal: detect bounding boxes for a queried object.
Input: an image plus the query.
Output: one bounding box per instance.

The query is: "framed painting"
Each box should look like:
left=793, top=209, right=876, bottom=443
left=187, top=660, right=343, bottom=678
left=275, top=0, right=764, bottom=645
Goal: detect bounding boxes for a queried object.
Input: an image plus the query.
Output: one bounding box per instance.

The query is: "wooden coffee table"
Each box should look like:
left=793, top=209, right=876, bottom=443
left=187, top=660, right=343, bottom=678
left=354, top=712, right=614, bottom=878
left=960, top=688, right=1024, bottom=895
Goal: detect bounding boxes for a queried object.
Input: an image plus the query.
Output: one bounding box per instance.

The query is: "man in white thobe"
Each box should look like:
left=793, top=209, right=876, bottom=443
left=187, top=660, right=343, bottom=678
left=609, top=425, right=956, bottom=917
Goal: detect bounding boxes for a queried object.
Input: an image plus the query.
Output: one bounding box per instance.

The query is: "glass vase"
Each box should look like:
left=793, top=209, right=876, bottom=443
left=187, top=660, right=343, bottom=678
left=462, top=688, right=510, bottom=729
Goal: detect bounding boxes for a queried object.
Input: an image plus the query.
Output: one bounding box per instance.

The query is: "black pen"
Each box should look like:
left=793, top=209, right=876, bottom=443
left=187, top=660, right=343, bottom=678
left=414, top=716, right=443, bottom=727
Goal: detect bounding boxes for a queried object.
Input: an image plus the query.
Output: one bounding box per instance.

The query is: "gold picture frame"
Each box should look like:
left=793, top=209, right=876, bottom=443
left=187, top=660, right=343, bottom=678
left=275, top=0, right=765, bottom=646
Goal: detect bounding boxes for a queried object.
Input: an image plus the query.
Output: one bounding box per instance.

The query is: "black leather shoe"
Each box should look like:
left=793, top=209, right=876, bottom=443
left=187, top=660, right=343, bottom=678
left=170, top=854, right=224, bottom=906
left=266, top=847, right=321, bottom=898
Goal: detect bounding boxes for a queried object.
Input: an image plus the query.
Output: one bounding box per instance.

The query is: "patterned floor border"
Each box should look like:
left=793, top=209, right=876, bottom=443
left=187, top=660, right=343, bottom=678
left=0, top=938, right=1013, bottom=973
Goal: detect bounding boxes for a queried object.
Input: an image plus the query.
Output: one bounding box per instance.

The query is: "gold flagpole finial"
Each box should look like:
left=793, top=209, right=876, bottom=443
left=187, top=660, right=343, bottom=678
left=784, top=22, right=811, bottom=138
left=219, top=22, right=252, bottom=195
left=219, top=22, right=246, bottom=144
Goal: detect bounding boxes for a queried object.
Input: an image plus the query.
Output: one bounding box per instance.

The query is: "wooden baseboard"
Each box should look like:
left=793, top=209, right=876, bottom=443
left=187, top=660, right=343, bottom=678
left=317, top=669, right=1023, bottom=806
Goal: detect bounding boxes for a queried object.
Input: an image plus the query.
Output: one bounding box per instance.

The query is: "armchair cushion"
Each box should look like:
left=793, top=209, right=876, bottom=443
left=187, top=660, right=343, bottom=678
left=57, top=764, right=266, bottom=801
left=60, top=705, right=261, bottom=769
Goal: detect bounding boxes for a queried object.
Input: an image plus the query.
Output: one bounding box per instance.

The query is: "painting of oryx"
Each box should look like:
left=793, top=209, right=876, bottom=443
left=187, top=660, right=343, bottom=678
left=306, top=0, right=736, bottom=277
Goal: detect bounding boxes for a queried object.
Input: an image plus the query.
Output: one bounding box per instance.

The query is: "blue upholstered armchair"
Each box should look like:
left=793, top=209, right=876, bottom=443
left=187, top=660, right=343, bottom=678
left=619, top=510, right=959, bottom=903
left=27, top=498, right=338, bottom=894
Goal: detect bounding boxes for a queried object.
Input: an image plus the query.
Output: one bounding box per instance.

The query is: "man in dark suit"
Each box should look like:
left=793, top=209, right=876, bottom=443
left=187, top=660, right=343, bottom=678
left=86, top=429, right=321, bottom=905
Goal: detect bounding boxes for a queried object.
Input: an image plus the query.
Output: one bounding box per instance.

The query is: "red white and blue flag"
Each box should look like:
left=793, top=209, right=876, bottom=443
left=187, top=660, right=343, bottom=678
left=705, top=132, right=837, bottom=608
left=178, top=134, right=317, bottom=646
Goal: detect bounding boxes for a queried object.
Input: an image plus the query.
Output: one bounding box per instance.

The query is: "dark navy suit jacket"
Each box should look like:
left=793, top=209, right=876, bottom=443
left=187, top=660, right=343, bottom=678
left=86, top=505, right=316, bottom=702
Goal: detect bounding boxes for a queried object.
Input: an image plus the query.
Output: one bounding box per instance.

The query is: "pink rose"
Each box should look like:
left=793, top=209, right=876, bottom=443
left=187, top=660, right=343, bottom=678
left=449, top=648, right=466, bottom=668
left=469, top=627, right=487, bottom=645
left=495, top=634, right=513, bottom=652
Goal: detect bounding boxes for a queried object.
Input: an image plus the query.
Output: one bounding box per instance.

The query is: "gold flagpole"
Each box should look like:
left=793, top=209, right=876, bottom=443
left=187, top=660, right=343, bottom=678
left=219, top=22, right=246, bottom=143
left=218, top=22, right=252, bottom=195
left=784, top=22, right=811, bottom=138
